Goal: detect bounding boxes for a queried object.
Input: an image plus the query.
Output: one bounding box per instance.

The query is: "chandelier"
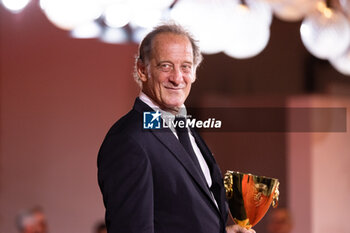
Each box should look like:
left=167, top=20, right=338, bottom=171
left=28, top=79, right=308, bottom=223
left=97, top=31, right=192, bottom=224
left=2, top=0, right=350, bottom=76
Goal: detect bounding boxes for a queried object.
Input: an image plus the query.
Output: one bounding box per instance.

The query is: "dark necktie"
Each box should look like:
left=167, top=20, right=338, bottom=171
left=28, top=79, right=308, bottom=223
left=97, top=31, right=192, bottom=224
left=174, top=117, right=220, bottom=208
left=174, top=117, right=204, bottom=174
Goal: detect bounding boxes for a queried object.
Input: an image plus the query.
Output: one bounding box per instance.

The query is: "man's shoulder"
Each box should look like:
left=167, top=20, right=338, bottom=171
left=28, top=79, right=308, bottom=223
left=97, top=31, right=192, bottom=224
left=106, top=97, right=155, bottom=137
left=107, top=108, right=143, bottom=138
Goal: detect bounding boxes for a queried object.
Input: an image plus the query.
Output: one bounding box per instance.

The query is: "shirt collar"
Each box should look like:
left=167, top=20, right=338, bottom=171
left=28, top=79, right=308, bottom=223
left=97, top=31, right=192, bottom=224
left=139, top=92, right=189, bottom=136
left=139, top=92, right=187, bottom=119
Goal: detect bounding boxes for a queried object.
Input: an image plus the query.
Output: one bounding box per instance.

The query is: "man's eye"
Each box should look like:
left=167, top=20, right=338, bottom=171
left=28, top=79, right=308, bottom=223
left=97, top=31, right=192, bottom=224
left=182, top=65, right=192, bottom=73
left=159, top=64, right=172, bottom=72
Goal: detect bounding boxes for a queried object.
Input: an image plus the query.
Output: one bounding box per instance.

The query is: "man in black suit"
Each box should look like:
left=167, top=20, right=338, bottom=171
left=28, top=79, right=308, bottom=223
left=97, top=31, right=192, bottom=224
left=98, top=23, right=255, bottom=233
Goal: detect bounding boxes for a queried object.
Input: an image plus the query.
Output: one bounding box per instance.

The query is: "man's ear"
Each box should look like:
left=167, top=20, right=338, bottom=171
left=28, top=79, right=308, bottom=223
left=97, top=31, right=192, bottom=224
left=191, top=69, right=197, bottom=83
left=191, top=75, right=196, bottom=83
left=137, top=59, right=148, bottom=82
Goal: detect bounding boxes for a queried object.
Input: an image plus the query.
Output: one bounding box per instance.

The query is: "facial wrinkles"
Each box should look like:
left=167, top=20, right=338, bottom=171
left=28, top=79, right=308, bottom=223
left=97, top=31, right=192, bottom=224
left=155, top=37, right=193, bottom=69
left=147, top=60, right=189, bottom=90
left=159, top=65, right=192, bottom=90
left=145, top=65, right=158, bottom=100
left=145, top=65, right=184, bottom=111
left=161, top=67, right=188, bottom=93
left=141, top=33, right=195, bottom=112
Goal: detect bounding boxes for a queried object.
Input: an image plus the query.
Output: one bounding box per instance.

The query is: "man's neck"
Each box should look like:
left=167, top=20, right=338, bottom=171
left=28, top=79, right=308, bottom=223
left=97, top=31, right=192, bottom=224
left=139, top=92, right=186, bottom=117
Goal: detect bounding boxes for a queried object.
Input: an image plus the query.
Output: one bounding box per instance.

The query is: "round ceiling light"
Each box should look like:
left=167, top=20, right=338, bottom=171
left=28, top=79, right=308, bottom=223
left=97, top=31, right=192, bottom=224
left=271, top=0, right=319, bottom=22
left=2, top=0, right=31, bottom=13
left=330, top=48, right=350, bottom=76
left=40, top=0, right=102, bottom=30
left=223, top=0, right=272, bottom=59
left=300, top=4, right=350, bottom=59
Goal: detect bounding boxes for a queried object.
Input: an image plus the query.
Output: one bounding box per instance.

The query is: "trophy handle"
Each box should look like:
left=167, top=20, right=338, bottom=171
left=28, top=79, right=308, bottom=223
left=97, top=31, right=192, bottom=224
left=272, top=182, right=280, bottom=208
left=224, top=172, right=234, bottom=199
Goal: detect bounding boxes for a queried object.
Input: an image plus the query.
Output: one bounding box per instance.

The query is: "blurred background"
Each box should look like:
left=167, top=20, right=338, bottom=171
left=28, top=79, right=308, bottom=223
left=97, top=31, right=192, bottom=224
left=1, top=0, right=350, bottom=233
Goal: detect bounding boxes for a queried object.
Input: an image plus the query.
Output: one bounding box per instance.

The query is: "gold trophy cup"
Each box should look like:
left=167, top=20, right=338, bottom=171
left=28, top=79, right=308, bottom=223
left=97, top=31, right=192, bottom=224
left=224, top=171, right=280, bottom=229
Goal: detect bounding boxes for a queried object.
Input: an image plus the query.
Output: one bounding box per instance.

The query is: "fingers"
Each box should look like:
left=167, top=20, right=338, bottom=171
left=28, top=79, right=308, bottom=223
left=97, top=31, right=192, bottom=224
left=247, top=228, right=256, bottom=233
left=226, top=224, right=256, bottom=233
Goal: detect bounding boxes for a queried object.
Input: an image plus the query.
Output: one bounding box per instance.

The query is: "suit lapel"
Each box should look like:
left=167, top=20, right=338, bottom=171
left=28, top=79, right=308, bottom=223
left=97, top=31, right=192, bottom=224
left=133, top=98, right=224, bottom=218
left=190, top=129, right=227, bottom=220
left=150, top=129, right=218, bottom=208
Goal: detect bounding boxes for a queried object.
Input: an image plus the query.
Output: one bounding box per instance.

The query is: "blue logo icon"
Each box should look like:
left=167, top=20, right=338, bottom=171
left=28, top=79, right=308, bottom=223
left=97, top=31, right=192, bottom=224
left=143, top=111, right=162, bottom=129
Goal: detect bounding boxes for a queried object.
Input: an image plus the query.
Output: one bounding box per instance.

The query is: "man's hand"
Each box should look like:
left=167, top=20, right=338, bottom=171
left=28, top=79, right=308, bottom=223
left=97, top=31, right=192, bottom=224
left=226, top=224, right=256, bottom=233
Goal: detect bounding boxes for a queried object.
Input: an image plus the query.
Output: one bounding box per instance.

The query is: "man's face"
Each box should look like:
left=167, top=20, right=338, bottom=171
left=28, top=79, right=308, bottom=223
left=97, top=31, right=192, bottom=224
left=138, top=33, right=195, bottom=113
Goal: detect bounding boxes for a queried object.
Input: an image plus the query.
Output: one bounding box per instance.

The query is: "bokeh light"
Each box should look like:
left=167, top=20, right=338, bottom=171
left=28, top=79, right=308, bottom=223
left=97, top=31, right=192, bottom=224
left=223, top=0, right=272, bottom=59
left=100, top=27, right=128, bottom=44
left=40, top=0, right=102, bottom=30
left=271, top=0, right=319, bottom=22
left=70, top=21, right=102, bottom=39
left=103, top=2, right=131, bottom=28
left=300, top=7, right=350, bottom=59
left=330, top=48, right=350, bottom=76
left=2, top=0, right=31, bottom=13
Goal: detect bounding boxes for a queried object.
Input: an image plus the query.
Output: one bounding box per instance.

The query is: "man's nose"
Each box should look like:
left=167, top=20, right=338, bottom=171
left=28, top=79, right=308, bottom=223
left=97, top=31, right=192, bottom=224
left=169, top=66, right=183, bottom=84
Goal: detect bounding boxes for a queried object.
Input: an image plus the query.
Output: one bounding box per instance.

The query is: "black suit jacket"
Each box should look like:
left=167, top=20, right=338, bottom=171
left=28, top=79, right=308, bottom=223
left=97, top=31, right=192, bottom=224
left=98, top=98, right=228, bottom=233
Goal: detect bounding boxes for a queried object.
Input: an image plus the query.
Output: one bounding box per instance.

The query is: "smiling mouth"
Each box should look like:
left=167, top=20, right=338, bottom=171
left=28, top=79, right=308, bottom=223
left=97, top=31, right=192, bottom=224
left=165, top=87, right=183, bottom=90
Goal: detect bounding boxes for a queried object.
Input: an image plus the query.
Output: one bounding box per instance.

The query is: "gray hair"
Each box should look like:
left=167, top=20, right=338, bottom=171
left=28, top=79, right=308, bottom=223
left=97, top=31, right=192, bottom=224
left=133, top=22, right=203, bottom=86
